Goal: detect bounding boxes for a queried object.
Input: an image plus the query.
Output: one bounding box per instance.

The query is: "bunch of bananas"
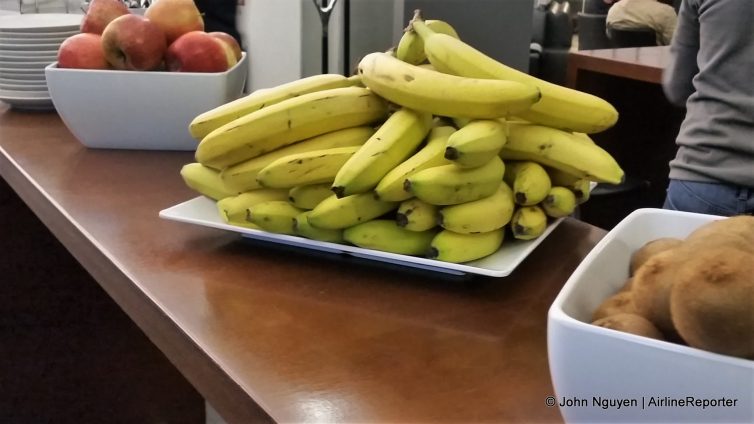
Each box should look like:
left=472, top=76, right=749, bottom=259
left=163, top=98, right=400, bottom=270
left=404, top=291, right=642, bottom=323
left=179, top=11, right=623, bottom=264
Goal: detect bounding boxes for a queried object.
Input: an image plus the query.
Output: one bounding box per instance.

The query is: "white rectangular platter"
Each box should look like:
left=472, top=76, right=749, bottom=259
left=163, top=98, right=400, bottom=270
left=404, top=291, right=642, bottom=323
left=159, top=196, right=564, bottom=277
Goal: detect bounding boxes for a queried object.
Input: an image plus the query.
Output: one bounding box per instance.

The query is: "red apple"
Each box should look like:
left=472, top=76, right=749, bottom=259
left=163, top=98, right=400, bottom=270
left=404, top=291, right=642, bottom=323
left=80, top=0, right=129, bottom=35
left=165, top=31, right=237, bottom=73
left=208, top=31, right=242, bottom=62
left=101, top=14, right=167, bottom=71
left=144, top=0, right=204, bottom=44
left=57, top=33, right=110, bottom=69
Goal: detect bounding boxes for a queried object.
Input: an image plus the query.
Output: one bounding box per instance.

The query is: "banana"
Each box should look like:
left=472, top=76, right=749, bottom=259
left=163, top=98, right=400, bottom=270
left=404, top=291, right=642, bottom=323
left=196, top=86, right=388, bottom=169
left=180, top=162, right=237, bottom=200
left=288, top=183, right=334, bottom=209
left=220, top=126, right=375, bottom=192
left=308, top=193, right=398, bottom=230
left=504, top=161, right=552, bottom=206
left=395, top=198, right=438, bottom=231
left=216, top=188, right=290, bottom=222
left=332, top=108, right=433, bottom=198
left=256, top=146, right=360, bottom=189
left=374, top=125, right=455, bottom=201
left=357, top=52, right=540, bottom=119
left=405, top=156, right=505, bottom=205
left=546, top=167, right=592, bottom=204
left=510, top=205, right=548, bottom=240
left=343, top=219, right=436, bottom=256
left=245, top=200, right=304, bottom=235
left=438, top=182, right=515, bottom=234
left=500, top=123, right=624, bottom=184
left=410, top=12, right=618, bottom=133
left=293, top=211, right=344, bottom=243
left=396, top=19, right=459, bottom=65
left=445, top=119, right=508, bottom=168
left=189, top=74, right=362, bottom=141
left=427, top=228, right=505, bottom=263
left=542, top=186, right=578, bottom=218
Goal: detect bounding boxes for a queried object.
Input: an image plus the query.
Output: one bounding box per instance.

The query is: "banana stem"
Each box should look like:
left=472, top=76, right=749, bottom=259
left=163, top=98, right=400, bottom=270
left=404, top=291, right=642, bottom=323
left=408, top=9, right=433, bottom=40
left=345, top=74, right=363, bottom=86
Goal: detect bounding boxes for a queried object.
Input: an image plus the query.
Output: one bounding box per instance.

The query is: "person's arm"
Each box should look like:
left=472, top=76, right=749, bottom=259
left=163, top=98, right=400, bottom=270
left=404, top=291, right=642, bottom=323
left=661, top=0, right=699, bottom=106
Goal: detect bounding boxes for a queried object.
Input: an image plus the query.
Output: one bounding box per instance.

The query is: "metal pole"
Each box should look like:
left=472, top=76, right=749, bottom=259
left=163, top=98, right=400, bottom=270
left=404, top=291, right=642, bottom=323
left=311, top=0, right=338, bottom=74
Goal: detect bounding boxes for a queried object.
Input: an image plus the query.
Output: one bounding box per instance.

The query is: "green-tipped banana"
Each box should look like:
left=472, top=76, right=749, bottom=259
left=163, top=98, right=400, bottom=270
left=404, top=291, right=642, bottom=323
left=405, top=156, right=505, bottom=205
left=542, top=186, right=578, bottom=218
left=196, top=87, right=388, bottom=169
left=189, top=74, right=362, bottom=141
left=256, top=146, right=360, bottom=189
left=332, top=108, right=433, bottom=198
left=396, top=19, right=459, bottom=65
left=500, top=123, right=624, bottom=184
left=357, top=52, right=540, bottom=119
left=546, top=167, right=592, bottom=204
left=343, top=220, right=436, bottom=256
left=395, top=198, right=438, bottom=231
left=216, top=189, right=290, bottom=222
left=293, top=211, right=344, bottom=243
left=438, top=182, right=515, bottom=234
left=180, top=162, right=237, bottom=200
left=511, top=205, right=548, bottom=240
left=374, top=125, right=455, bottom=201
left=427, top=228, right=505, bottom=263
left=504, top=161, right=552, bottom=206
left=288, top=183, right=334, bottom=210
left=221, top=126, right=375, bottom=192
left=445, top=119, right=507, bottom=168
left=308, top=193, right=398, bottom=230
left=410, top=12, right=617, bottom=133
left=245, top=201, right=304, bottom=235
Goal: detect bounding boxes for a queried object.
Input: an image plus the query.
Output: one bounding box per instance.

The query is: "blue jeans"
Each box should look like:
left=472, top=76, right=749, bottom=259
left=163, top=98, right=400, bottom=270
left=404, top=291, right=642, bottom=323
left=663, top=179, right=754, bottom=216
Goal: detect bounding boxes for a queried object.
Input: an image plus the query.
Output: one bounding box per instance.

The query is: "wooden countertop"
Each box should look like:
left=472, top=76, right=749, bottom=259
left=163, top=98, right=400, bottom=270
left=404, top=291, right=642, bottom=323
left=567, top=46, right=671, bottom=87
left=0, top=105, right=607, bottom=424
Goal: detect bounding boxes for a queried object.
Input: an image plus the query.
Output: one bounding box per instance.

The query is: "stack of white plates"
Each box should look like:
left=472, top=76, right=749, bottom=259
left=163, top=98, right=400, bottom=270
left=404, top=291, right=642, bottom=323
left=0, top=13, right=82, bottom=111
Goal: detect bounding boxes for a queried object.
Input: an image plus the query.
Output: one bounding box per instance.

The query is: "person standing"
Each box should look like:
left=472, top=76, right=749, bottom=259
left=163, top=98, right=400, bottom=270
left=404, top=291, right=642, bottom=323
left=661, top=0, right=754, bottom=216
left=605, top=0, right=678, bottom=45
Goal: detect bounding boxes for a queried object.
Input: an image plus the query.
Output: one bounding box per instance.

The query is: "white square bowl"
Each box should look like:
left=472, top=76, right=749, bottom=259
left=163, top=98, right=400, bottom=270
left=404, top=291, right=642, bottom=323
left=548, top=208, right=754, bottom=423
left=44, top=53, right=248, bottom=151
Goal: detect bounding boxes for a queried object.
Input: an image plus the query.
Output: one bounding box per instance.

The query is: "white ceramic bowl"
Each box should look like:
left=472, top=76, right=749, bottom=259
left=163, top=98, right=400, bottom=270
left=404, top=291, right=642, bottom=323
left=45, top=53, right=247, bottom=151
left=548, top=208, right=753, bottom=423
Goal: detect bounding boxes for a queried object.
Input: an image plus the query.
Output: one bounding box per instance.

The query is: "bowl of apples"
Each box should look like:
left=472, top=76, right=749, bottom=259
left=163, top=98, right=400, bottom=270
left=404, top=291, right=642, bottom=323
left=45, top=0, right=248, bottom=151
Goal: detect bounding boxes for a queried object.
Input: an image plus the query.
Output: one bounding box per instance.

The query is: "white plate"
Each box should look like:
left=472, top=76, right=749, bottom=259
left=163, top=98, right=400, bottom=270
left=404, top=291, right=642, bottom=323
left=0, top=87, right=49, bottom=97
left=0, top=42, right=61, bottom=51
left=0, top=29, right=77, bottom=39
left=0, top=76, right=45, bottom=84
left=0, top=69, right=46, bottom=79
left=0, top=82, right=47, bottom=91
left=0, top=49, right=57, bottom=56
left=0, top=53, right=57, bottom=61
left=0, top=35, right=69, bottom=45
left=159, top=196, right=564, bottom=277
left=0, top=14, right=82, bottom=32
left=0, top=60, right=53, bottom=69
left=0, top=93, right=53, bottom=110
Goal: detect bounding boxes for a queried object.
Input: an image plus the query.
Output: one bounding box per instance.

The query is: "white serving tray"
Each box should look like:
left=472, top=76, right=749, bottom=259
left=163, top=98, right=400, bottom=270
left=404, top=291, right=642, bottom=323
left=159, top=196, right=564, bottom=277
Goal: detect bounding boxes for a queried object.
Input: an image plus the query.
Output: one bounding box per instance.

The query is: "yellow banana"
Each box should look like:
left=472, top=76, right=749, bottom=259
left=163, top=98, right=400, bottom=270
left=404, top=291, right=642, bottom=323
left=410, top=13, right=618, bottom=133
left=500, top=123, right=624, bottom=184
left=374, top=125, right=455, bottom=201
left=180, top=162, right=237, bottom=200
left=220, top=126, right=375, bottom=192
left=395, top=198, right=439, bottom=231
left=504, top=161, right=552, bottom=206
left=245, top=200, right=304, bottom=235
left=445, top=119, right=508, bottom=168
left=542, top=186, right=578, bottom=218
left=511, top=205, right=548, bottom=240
left=288, top=183, right=334, bottom=210
left=427, top=228, right=505, bottom=263
left=256, top=146, right=360, bottom=189
left=332, top=108, right=433, bottom=198
left=396, top=19, right=459, bottom=65
left=189, top=74, right=362, bottom=141
left=343, top=219, right=436, bottom=256
left=216, top=188, right=290, bottom=222
left=308, top=193, right=398, bottom=230
left=357, top=52, right=540, bottom=119
left=438, top=182, right=515, bottom=234
left=405, top=156, right=505, bottom=205
left=293, top=211, right=344, bottom=243
left=196, top=87, right=388, bottom=169
left=546, top=167, right=592, bottom=204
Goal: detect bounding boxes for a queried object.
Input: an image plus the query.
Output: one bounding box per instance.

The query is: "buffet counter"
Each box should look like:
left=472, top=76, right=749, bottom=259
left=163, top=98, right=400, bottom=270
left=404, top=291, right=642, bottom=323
left=0, top=104, right=607, bottom=423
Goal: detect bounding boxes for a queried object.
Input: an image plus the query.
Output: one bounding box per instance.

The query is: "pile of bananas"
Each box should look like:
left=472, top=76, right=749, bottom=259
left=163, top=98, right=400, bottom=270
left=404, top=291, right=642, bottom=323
left=179, top=11, right=624, bottom=264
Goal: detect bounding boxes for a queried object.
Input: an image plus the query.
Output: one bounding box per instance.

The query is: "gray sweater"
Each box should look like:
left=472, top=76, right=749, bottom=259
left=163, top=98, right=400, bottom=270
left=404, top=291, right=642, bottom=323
left=661, top=0, right=754, bottom=188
